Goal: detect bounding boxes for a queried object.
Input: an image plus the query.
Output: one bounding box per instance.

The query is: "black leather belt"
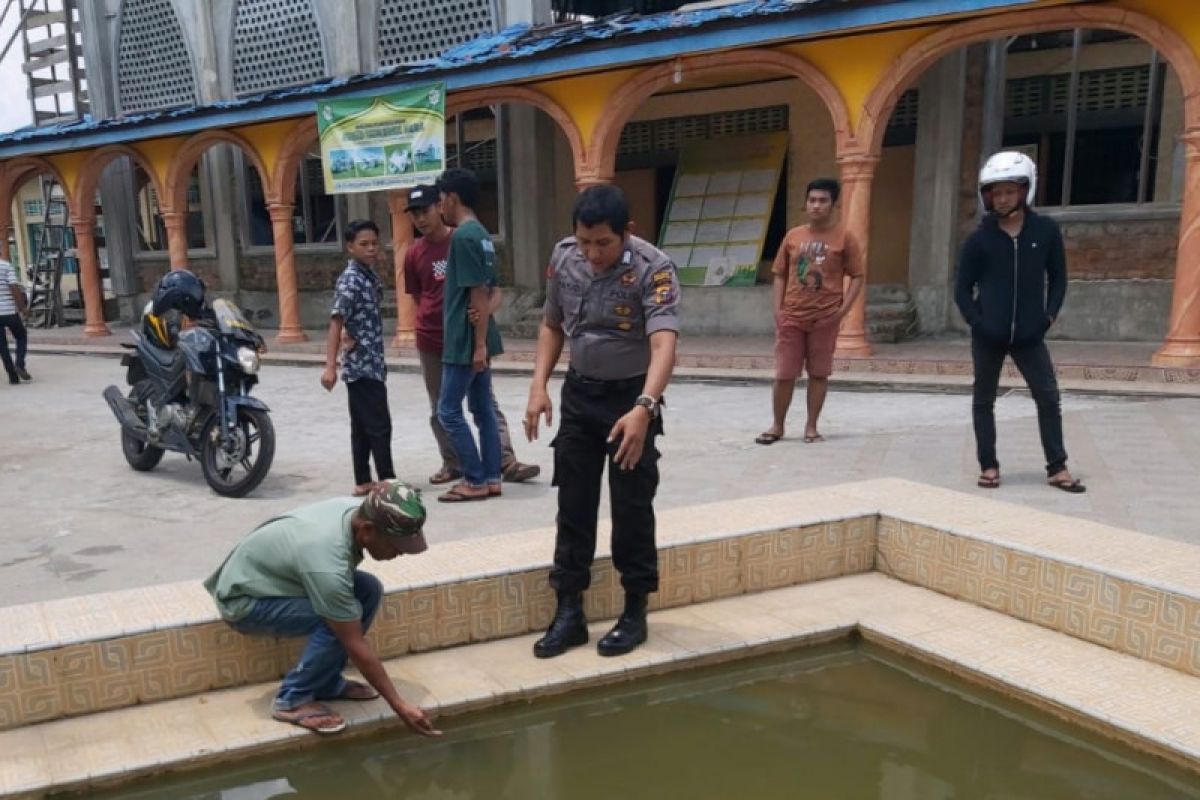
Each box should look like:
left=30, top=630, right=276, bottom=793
left=566, top=368, right=644, bottom=392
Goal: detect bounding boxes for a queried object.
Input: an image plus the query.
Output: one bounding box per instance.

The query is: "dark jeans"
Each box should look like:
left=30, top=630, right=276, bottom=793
left=230, top=570, right=383, bottom=711
left=437, top=363, right=501, bottom=487
left=0, top=314, right=27, bottom=381
left=971, top=336, right=1067, bottom=476
left=346, top=377, right=395, bottom=485
left=419, top=349, right=516, bottom=473
left=550, top=371, right=662, bottom=595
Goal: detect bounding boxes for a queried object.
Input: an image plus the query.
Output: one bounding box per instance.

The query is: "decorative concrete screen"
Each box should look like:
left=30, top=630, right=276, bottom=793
left=117, top=0, right=198, bottom=113
left=233, top=0, right=328, bottom=95
left=378, top=0, right=496, bottom=66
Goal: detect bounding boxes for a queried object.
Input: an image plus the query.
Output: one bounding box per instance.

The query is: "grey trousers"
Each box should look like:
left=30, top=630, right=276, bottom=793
left=418, top=349, right=516, bottom=472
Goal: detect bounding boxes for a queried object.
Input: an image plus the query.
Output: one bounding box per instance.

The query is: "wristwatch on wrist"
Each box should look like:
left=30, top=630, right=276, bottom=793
left=634, top=394, right=660, bottom=419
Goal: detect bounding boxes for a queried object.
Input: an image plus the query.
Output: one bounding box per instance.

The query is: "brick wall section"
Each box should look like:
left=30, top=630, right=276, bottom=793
left=1059, top=217, right=1179, bottom=280
left=138, top=256, right=221, bottom=292
left=239, top=253, right=398, bottom=292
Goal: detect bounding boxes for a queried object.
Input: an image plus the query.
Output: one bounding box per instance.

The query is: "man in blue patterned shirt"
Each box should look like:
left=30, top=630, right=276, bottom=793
left=321, top=220, right=396, bottom=496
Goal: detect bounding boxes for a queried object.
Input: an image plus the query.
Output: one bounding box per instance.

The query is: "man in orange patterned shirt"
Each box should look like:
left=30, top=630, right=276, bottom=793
left=756, top=178, right=864, bottom=445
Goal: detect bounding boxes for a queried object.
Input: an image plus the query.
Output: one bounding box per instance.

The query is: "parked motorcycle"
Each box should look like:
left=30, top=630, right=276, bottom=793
left=103, top=296, right=275, bottom=497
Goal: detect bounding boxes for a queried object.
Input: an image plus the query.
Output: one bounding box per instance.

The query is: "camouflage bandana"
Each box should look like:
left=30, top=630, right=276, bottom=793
left=361, top=480, right=427, bottom=538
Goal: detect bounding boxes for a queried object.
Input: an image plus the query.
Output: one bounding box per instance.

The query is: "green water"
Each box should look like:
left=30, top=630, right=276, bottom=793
left=90, top=643, right=1200, bottom=799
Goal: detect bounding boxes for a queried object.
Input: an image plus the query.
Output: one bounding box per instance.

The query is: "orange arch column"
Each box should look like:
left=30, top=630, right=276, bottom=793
left=1154, top=128, right=1200, bottom=366
left=835, top=153, right=879, bottom=358
left=160, top=210, right=189, bottom=269
left=267, top=202, right=308, bottom=344
left=388, top=189, right=416, bottom=348
left=70, top=214, right=111, bottom=337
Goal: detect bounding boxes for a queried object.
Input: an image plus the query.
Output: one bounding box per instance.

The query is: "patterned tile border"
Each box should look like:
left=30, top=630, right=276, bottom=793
left=6, top=575, right=1200, bottom=800
left=4, top=477, right=1200, bottom=738
left=0, top=517, right=877, bottom=731
left=876, top=514, right=1200, bottom=679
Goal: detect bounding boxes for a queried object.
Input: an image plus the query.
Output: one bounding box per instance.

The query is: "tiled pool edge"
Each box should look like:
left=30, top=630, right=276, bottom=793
left=7, top=574, right=1200, bottom=800
left=0, top=513, right=878, bottom=731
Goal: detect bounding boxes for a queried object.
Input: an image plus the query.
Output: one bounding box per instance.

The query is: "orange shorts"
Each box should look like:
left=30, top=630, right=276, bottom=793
left=774, top=315, right=839, bottom=380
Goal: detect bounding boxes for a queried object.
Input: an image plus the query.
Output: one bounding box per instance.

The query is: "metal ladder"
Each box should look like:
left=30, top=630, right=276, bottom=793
left=25, top=179, right=69, bottom=328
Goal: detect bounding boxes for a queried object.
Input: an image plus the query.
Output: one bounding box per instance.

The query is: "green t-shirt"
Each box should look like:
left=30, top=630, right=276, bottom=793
left=203, top=498, right=365, bottom=623
left=442, top=219, right=504, bottom=365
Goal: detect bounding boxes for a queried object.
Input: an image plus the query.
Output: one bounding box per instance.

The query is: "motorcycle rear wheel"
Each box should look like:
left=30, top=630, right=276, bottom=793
left=121, top=379, right=166, bottom=471
left=200, top=406, right=275, bottom=498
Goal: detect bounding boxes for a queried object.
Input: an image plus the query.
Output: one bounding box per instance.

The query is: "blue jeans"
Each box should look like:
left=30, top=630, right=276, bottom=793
left=437, top=363, right=501, bottom=487
left=229, top=570, right=383, bottom=711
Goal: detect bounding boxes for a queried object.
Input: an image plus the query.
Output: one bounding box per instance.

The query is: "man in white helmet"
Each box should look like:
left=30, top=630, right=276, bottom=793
left=954, top=151, right=1085, bottom=493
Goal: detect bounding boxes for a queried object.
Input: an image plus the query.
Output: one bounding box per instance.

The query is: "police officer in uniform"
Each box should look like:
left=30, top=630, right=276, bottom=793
left=524, top=184, right=680, bottom=658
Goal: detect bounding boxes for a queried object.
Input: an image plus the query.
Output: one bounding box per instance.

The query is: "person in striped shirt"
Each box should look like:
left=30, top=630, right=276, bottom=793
left=0, top=258, right=30, bottom=385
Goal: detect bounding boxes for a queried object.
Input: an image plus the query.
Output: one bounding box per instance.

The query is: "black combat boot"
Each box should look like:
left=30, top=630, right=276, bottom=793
left=597, top=593, right=648, bottom=656
left=533, top=592, right=588, bottom=658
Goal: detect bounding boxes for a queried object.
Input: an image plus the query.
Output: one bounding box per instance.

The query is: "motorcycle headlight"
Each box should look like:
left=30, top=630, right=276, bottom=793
left=236, top=346, right=260, bottom=375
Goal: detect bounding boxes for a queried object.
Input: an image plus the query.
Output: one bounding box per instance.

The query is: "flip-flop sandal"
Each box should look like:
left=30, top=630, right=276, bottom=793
left=755, top=432, right=782, bottom=445
left=1048, top=478, right=1086, bottom=494
left=977, top=474, right=1001, bottom=489
left=803, top=434, right=825, bottom=443
left=429, top=468, right=462, bottom=485
left=272, top=705, right=347, bottom=735
left=352, top=483, right=374, bottom=497
left=502, top=462, right=541, bottom=482
left=487, top=483, right=503, bottom=496
left=438, top=484, right=490, bottom=503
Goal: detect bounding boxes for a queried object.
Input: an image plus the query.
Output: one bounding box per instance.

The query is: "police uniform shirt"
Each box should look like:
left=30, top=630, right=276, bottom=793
left=543, top=234, right=680, bottom=381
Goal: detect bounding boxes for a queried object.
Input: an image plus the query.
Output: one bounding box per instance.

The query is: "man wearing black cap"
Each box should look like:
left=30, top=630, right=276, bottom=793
left=205, top=480, right=441, bottom=737
left=403, top=184, right=539, bottom=486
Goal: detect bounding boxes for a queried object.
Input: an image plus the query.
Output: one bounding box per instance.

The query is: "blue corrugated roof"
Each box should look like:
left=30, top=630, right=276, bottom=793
left=0, top=0, right=1045, bottom=157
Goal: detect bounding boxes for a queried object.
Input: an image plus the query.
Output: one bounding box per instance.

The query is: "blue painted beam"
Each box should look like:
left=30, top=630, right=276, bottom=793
left=0, top=0, right=1052, bottom=159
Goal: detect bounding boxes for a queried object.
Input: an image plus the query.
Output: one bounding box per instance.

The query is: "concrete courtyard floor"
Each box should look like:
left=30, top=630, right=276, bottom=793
left=1, top=353, right=1198, bottom=607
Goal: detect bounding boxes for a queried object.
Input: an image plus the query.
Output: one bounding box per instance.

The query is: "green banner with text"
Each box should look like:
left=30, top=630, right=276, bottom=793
left=317, top=84, right=445, bottom=194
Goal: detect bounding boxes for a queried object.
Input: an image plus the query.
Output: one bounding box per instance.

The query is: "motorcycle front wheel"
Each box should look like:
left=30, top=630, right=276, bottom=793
left=122, top=379, right=166, bottom=471
left=199, top=406, right=275, bottom=498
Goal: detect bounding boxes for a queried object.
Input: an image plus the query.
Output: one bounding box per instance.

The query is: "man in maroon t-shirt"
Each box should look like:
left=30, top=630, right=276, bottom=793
left=404, top=185, right=539, bottom=485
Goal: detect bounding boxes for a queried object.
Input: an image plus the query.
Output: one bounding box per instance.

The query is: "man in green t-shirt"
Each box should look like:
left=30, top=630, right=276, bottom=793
left=434, top=168, right=504, bottom=503
left=205, top=480, right=441, bottom=737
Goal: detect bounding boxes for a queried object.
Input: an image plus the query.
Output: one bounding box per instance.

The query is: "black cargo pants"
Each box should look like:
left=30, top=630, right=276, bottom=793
left=549, top=369, right=662, bottom=595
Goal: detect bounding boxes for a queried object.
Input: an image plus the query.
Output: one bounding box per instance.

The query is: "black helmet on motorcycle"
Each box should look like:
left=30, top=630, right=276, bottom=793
left=152, top=269, right=207, bottom=319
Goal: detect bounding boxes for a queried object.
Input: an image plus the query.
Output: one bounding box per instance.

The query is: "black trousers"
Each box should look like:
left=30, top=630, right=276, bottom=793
left=0, top=314, right=27, bottom=381
left=550, top=371, right=662, bottom=595
left=971, top=336, right=1067, bottom=476
left=346, top=377, right=395, bottom=485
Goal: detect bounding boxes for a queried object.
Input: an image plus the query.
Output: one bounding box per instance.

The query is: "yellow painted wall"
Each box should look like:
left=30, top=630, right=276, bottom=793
left=869, top=144, right=916, bottom=285
left=614, top=168, right=658, bottom=237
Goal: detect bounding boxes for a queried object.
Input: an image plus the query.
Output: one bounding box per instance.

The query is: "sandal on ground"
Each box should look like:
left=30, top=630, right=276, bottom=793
left=488, top=483, right=503, bottom=497
left=755, top=432, right=782, bottom=445
left=438, top=483, right=490, bottom=503
left=501, top=461, right=541, bottom=483
left=429, top=467, right=462, bottom=485
left=977, top=473, right=1001, bottom=489
left=1048, top=477, right=1086, bottom=494
left=802, top=433, right=825, bottom=444
left=327, top=679, right=379, bottom=701
left=352, top=483, right=375, bottom=497
left=272, top=703, right=347, bottom=735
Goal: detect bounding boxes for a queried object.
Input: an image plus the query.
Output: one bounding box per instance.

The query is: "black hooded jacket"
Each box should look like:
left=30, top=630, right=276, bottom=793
left=954, top=208, right=1067, bottom=347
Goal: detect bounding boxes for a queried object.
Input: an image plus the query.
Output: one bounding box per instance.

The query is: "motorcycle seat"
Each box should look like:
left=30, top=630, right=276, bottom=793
left=141, top=340, right=184, bottom=372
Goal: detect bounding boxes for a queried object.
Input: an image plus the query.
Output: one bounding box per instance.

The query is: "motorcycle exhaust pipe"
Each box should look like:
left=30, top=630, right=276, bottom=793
left=103, top=385, right=149, bottom=440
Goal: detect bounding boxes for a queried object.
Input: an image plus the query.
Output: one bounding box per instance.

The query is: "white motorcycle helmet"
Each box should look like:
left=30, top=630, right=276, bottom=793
left=978, top=151, right=1037, bottom=212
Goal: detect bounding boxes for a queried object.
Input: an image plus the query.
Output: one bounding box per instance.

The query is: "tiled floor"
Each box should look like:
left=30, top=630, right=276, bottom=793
left=6, top=572, right=1200, bottom=798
